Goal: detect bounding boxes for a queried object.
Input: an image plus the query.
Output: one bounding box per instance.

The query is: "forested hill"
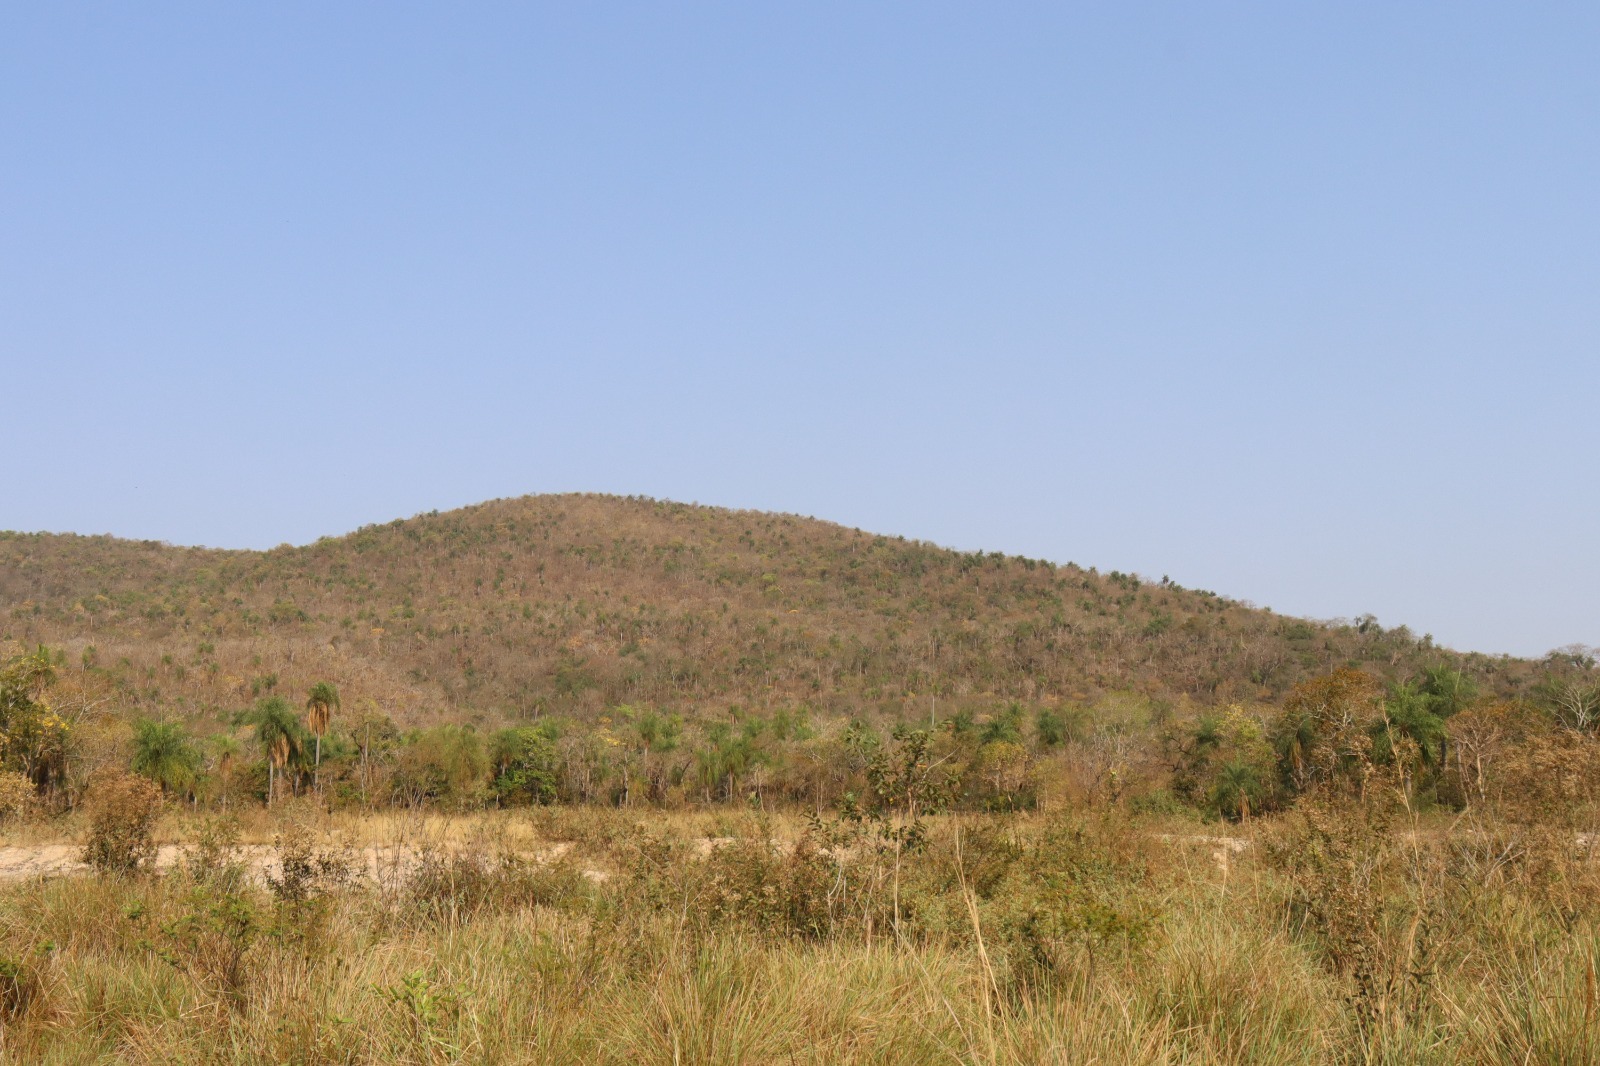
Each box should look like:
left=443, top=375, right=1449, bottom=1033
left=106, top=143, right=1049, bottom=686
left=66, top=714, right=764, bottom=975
left=0, top=494, right=1534, bottom=726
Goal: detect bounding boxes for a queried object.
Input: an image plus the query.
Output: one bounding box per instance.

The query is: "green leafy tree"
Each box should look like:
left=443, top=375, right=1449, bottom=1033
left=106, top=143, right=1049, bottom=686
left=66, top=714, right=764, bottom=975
left=1419, top=665, right=1479, bottom=719
left=1034, top=706, right=1084, bottom=748
left=393, top=726, right=488, bottom=808
left=867, top=729, right=954, bottom=934
left=971, top=738, right=1034, bottom=811
left=945, top=708, right=977, bottom=737
left=634, top=709, right=681, bottom=754
left=349, top=703, right=400, bottom=803
left=695, top=719, right=767, bottom=802
left=489, top=724, right=561, bottom=805
left=865, top=728, right=952, bottom=829
left=769, top=706, right=815, bottom=743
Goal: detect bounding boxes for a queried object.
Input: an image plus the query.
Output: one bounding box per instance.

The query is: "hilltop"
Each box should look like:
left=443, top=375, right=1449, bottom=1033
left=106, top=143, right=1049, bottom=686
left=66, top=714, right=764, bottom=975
left=0, top=494, right=1534, bottom=727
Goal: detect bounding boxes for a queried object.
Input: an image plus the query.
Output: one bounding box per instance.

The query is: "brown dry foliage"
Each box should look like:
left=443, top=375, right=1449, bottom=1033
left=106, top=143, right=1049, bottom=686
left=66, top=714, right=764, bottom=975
left=80, top=769, right=163, bottom=874
left=0, top=495, right=1531, bottom=734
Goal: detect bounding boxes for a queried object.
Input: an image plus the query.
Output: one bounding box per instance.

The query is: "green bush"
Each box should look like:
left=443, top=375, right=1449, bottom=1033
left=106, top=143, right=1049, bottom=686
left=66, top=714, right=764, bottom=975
left=391, top=725, right=488, bottom=808
left=153, top=886, right=260, bottom=1008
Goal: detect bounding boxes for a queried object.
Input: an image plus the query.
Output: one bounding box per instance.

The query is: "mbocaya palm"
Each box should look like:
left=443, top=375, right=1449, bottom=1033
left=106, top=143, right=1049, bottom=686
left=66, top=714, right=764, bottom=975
left=1379, top=681, right=1448, bottom=771
left=247, top=696, right=302, bottom=807
left=305, top=682, right=340, bottom=788
left=130, top=719, right=201, bottom=798
left=210, top=734, right=240, bottom=810
left=1209, top=759, right=1262, bottom=821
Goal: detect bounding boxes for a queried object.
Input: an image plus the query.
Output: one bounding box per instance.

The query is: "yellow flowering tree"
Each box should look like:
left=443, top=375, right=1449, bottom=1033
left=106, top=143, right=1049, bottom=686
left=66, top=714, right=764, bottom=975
left=0, top=650, right=70, bottom=794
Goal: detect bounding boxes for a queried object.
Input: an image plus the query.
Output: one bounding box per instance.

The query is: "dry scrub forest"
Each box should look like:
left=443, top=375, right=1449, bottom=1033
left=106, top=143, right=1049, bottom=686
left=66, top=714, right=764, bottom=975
left=0, top=494, right=1597, bottom=1064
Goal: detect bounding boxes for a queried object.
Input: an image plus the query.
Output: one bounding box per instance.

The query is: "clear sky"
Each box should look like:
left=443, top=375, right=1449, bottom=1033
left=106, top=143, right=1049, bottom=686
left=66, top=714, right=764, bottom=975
left=3, top=4, right=1596, bottom=658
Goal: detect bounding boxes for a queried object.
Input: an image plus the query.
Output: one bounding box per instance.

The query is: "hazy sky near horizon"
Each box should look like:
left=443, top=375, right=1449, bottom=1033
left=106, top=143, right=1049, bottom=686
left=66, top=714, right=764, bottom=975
left=3, top=5, right=1597, bottom=658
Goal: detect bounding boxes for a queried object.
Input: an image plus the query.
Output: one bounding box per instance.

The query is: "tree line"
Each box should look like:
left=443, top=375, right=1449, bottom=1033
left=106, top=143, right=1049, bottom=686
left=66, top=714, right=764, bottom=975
left=3, top=643, right=1596, bottom=823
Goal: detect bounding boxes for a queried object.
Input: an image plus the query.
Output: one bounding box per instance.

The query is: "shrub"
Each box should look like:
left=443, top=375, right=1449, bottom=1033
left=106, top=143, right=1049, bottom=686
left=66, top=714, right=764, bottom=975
left=695, top=835, right=836, bottom=939
left=0, top=954, right=36, bottom=1022
left=1272, top=669, right=1383, bottom=798
left=1495, top=728, right=1600, bottom=827
left=0, top=770, right=33, bottom=821
left=154, top=886, right=260, bottom=1008
left=373, top=968, right=466, bottom=1057
left=405, top=847, right=586, bottom=922
left=984, top=818, right=1164, bottom=993
left=1264, top=795, right=1438, bottom=1038
left=80, top=770, right=163, bottom=875
left=267, top=822, right=352, bottom=905
left=181, top=815, right=246, bottom=890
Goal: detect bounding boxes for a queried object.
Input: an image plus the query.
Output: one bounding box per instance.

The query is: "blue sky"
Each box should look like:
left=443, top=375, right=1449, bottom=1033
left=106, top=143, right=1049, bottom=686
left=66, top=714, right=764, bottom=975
left=3, top=4, right=1596, bottom=657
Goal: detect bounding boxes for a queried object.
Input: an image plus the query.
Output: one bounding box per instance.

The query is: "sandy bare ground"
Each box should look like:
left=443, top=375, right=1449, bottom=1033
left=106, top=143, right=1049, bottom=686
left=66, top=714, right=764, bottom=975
left=0, top=833, right=1263, bottom=884
left=0, top=841, right=598, bottom=885
left=1152, top=834, right=1250, bottom=875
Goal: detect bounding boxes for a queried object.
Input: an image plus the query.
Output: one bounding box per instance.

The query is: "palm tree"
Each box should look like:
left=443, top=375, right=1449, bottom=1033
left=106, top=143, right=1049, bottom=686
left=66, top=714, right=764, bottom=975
left=1209, top=759, right=1262, bottom=822
left=130, top=719, right=201, bottom=798
left=246, top=697, right=301, bottom=807
left=1420, top=665, right=1478, bottom=719
left=305, top=682, right=340, bottom=788
left=1272, top=711, right=1319, bottom=793
left=210, top=734, right=241, bottom=810
left=1379, top=681, right=1448, bottom=770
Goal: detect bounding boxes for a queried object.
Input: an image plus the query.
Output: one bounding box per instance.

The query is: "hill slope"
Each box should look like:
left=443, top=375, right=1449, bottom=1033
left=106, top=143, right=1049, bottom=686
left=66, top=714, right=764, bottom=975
left=0, top=494, right=1532, bottom=726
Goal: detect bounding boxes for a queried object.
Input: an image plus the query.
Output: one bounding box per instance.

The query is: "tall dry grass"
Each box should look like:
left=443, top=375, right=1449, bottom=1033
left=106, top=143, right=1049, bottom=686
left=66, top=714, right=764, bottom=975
left=0, top=805, right=1594, bottom=1064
